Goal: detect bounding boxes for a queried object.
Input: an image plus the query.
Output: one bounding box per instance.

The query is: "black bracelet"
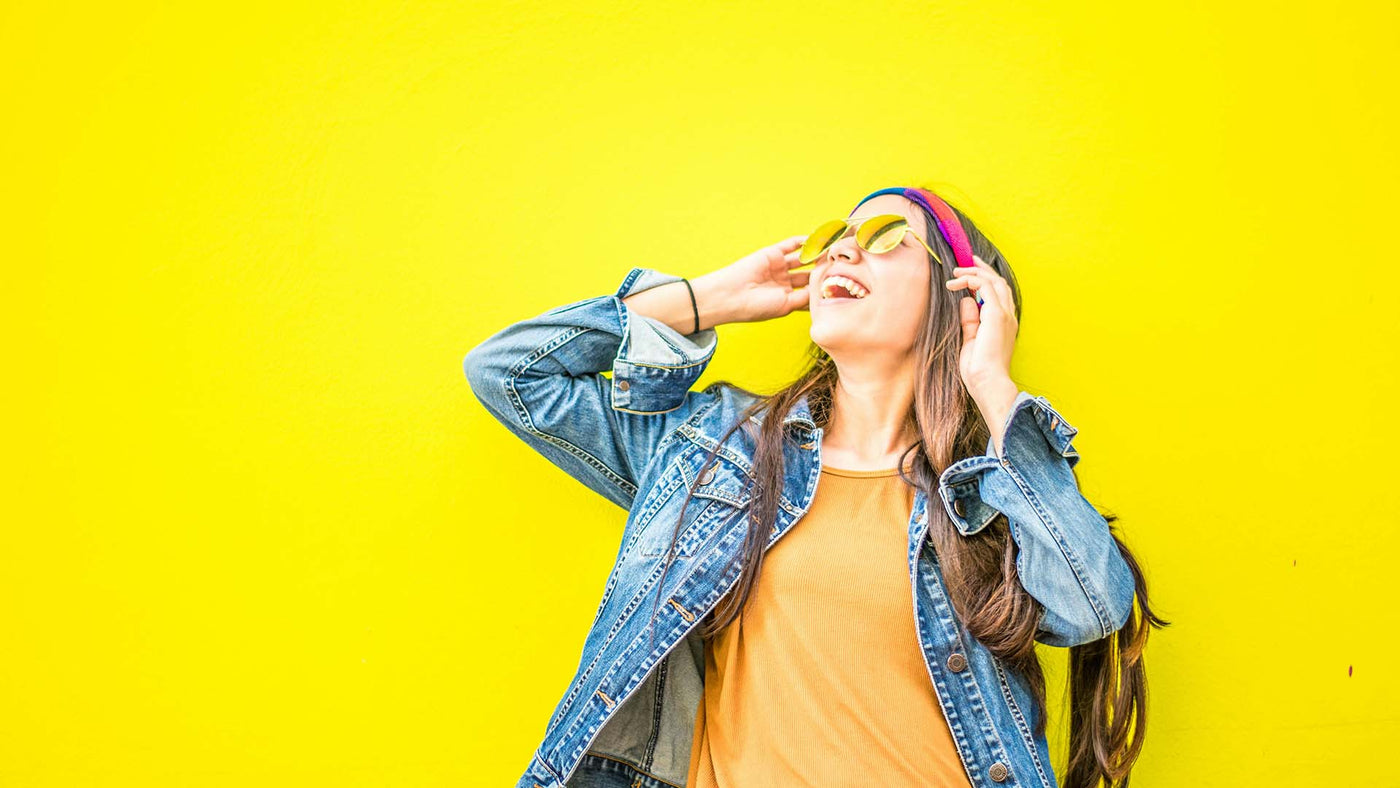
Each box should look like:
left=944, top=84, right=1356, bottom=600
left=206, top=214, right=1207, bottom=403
left=681, top=278, right=699, bottom=335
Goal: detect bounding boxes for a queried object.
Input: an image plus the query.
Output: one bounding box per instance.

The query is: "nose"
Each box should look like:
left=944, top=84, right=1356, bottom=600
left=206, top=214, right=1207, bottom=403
left=825, top=235, right=862, bottom=264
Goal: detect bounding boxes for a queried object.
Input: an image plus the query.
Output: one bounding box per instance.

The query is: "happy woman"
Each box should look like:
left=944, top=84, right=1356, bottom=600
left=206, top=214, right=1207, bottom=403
left=464, top=185, right=1167, bottom=788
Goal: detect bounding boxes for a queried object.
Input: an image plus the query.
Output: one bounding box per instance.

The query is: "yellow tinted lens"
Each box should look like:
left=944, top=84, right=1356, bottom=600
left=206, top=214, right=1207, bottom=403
left=800, top=219, right=852, bottom=263
left=856, top=214, right=908, bottom=254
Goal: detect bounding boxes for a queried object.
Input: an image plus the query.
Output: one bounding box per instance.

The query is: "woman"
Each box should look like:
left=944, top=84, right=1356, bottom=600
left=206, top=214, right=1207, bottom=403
left=464, top=186, right=1167, bottom=788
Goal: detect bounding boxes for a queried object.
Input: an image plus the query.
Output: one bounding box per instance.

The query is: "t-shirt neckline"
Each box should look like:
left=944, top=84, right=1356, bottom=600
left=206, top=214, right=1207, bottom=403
left=820, top=465, right=902, bottom=478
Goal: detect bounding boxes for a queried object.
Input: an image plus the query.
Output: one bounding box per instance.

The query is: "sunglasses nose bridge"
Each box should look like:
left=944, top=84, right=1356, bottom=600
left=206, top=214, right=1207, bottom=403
left=804, top=215, right=905, bottom=264
left=824, top=230, right=864, bottom=262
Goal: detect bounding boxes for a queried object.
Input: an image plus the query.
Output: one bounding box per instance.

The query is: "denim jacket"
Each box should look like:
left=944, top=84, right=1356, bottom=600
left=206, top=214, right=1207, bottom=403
left=463, top=267, right=1136, bottom=788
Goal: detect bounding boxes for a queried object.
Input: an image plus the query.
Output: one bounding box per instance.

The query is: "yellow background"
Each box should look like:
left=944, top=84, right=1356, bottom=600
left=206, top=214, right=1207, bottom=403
left=4, top=1, right=1395, bottom=785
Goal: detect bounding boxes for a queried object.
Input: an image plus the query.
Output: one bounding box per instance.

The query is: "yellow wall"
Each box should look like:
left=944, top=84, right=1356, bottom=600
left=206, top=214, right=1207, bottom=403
left=4, top=1, right=1394, bottom=784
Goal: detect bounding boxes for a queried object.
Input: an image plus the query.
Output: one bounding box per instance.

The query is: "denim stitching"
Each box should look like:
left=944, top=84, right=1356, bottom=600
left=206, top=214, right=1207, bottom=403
left=620, top=358, right=711, bottom=370
left=545, top=557, right=674, bottom=742
left=578, top=750, right=685, bottom=788
left=532, top=749, right=564, bottom=784
left=996, top=461, right=1112, bottom=640
left=993, top=657, right=1054, bottom=788
left=639, top=497, right=717, bottom=558
left=555, top=569, right=716, bottom=777
left=553, top=513, right=759, bottom=777
left=910, top=560, right=982, bottom=785
left=639, top=647, right=670, bottom=770
left=615, top=294, right=713, bottom=370
left=505, top=325, right=638, bottom=501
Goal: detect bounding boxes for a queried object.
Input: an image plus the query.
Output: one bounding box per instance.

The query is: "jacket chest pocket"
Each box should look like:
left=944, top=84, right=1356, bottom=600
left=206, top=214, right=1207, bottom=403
left=638, top=455, right=751, bottom=558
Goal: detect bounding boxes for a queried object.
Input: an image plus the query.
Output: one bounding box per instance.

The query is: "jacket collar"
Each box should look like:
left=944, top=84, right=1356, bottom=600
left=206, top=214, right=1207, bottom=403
left=784, top=391, right=818, bottom=431
left=746, top=391, right=819, bottom=435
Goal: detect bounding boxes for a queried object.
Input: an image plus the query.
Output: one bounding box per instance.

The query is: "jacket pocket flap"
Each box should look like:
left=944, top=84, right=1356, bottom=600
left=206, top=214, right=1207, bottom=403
left=683, top=455, right=753, bottom=508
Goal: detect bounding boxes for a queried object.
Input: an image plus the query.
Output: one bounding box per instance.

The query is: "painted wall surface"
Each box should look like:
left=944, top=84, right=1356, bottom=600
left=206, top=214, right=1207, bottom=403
left=4, top=1, right=1395, bottom=785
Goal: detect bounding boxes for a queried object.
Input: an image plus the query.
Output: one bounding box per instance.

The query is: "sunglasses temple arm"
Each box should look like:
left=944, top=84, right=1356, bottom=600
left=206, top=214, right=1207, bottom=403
left=909, top=230, right=982, bottom=305
left=909, top=231, right=946, bottom=267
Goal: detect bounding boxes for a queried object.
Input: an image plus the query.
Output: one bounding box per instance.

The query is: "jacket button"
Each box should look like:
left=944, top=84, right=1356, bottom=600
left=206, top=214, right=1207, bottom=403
left=617, top=379, right=629, bottom=392
left=989, top=761, right=1009, bottom=782
left=946, top=652, right=967, bottom=672
left=952, top=498, right=967, bottom=517
left=699, top=461, right=718, bottom=485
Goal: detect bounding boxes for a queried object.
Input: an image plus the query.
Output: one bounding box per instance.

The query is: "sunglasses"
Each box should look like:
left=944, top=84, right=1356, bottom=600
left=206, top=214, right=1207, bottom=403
left=798, top=211, right=984, bottom=307
left=798, top=214, right=945, bottom=266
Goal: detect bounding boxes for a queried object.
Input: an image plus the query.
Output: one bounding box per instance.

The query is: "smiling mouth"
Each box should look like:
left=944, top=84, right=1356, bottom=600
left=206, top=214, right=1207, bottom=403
left=820, top=293, right=864, bottom=304
left=819, top=275, right=871, bottom=301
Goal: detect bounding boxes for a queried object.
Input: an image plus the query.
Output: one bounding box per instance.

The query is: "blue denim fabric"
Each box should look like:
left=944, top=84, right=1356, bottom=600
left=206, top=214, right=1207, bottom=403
left=464, top=267, right=1136, bottom=788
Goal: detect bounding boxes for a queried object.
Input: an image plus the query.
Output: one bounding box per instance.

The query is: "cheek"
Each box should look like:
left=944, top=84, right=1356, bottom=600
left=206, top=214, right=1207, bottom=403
left=885, top=270, right=930, bottom=314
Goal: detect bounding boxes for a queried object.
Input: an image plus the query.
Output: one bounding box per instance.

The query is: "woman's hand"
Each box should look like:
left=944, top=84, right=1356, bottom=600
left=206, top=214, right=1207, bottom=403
left=691, top=235, right=812, bottom=325
left=944, top=255, right=1019, bottom=395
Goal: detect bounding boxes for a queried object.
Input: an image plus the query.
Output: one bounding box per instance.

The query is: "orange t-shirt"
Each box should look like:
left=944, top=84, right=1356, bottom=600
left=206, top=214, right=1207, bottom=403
left=685, top=464, right=973, bottom=787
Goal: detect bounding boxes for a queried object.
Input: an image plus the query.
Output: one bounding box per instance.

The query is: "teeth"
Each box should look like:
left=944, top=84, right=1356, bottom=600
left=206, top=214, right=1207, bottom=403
left=820, top=275, right=870, bottom=300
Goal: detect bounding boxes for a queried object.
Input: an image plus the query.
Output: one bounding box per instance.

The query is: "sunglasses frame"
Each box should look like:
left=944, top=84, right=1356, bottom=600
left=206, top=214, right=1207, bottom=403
left=801, top=213, right=946, bottom=267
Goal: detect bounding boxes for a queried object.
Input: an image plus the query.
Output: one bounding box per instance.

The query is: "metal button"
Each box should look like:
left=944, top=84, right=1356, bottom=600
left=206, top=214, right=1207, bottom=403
left=799, top=441, right=815, bottom=450
left=699, top=461, right=719, bottom=485
left=952, top=498, right=967, bottom=517
left=946, top=652, right=967, bottom=672
left=989, top=762, right=1009, bottom=782
left=617, top=379, right=629, bottom=392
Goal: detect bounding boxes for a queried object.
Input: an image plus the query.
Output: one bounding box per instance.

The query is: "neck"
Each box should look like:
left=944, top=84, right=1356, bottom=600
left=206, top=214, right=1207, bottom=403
left=820, top=357, right=919, bottom=470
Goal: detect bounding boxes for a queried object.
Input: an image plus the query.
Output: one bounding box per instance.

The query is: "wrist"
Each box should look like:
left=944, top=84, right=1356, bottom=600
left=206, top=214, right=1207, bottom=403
left=969, top=376, right=1019, bottom=456
left=969, top=374, right=1017, bottom=403
left=688, top=271, right=739, bottom=330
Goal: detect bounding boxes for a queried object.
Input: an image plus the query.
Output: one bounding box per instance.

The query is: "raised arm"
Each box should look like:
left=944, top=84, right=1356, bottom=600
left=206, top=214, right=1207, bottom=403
left=936, top=393, right=1136, bottom=647
left=462, top=267, right=734, bottom=511
left=464, top=235, right=810, bottom=511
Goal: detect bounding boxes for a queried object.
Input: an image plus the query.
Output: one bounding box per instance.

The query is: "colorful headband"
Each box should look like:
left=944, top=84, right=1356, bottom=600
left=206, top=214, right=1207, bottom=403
left=851, top=187, right=976, bottom=269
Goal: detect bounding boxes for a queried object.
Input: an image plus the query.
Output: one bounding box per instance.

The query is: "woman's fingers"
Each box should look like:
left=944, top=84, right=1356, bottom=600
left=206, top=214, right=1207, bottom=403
left=945, top=274, right=981, bottom=294
left=958, top=292, right=981, bottom=339
left=773, top=236, right=807, bottom=258
left=950, top=255, right=1014, bottom=313
left=788, top=285, right=811, bottom=312
left=945, top=270, right=990, bottom=308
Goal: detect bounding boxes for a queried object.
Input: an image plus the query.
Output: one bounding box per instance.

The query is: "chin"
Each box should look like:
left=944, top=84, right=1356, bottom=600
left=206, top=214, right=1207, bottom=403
left=809, top=320, right=858, bottom=350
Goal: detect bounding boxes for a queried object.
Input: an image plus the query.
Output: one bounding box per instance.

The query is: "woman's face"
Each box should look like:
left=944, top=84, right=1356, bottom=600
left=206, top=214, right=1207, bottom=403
left=808, top=194, right=934, bottom=358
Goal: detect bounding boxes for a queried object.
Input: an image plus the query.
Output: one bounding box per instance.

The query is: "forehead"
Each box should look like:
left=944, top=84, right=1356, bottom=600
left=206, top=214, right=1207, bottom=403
left=847, top=193, right=930, bottom=237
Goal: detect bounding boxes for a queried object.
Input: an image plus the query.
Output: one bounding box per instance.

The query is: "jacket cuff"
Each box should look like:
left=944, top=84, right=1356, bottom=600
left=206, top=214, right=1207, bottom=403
left=937, top=391, right=1081, bottom=535
left=608, top=267, right=719, bottom=414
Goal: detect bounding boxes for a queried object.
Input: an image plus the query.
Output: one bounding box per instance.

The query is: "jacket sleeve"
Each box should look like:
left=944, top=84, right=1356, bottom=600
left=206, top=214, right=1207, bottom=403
left=936, top=391, right=1136, bottom=648
left=462, top=267, right=722, bottom=512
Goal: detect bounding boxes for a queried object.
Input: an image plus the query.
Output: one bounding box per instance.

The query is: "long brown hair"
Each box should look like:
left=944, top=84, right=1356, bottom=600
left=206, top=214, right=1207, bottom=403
left=644, top=190, right=1169, bottom=787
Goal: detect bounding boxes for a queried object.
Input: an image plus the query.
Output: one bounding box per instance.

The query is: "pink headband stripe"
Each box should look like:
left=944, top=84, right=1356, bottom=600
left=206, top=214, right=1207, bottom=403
left=851, top=186, right=977, bottom=269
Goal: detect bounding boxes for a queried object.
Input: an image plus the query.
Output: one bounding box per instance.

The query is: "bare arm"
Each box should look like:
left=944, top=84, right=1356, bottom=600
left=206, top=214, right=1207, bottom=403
left=622, top=234, right=812, bottom=334
left=620, top=273, right=737, bottom=335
